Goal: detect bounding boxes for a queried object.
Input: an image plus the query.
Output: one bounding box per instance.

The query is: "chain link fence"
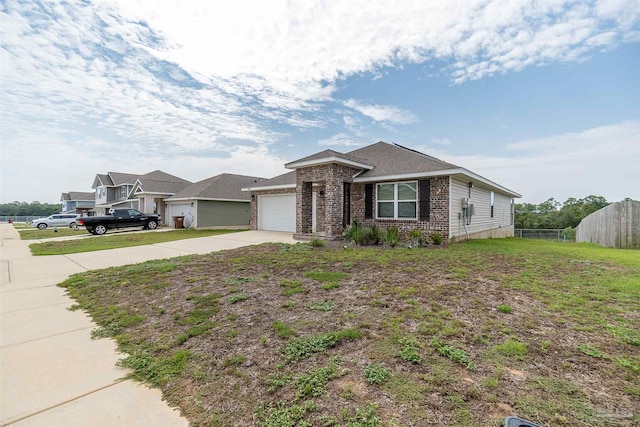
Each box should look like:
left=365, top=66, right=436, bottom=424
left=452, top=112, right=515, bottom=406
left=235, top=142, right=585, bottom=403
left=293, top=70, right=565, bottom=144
left=515, top=229, right=565, bottom=241
left=0, top=216, right=40, bottom=223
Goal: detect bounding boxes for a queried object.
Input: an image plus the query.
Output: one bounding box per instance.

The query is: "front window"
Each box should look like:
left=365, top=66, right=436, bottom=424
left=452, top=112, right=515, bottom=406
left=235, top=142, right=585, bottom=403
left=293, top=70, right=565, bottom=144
left=377, top=181, right=417, bottom=219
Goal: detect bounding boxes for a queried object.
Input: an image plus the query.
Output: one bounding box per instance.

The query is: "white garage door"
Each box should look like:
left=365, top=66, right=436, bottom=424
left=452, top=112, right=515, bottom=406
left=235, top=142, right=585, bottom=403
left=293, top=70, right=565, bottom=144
left=258, top=194, right=296, bottom=232
left=168, top=203, right=194, bottom=228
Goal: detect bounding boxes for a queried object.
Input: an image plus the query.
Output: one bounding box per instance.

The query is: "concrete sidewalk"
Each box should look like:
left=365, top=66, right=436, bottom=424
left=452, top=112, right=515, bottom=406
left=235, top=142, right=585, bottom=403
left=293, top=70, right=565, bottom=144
left=0, top=225, right=297, bottom=426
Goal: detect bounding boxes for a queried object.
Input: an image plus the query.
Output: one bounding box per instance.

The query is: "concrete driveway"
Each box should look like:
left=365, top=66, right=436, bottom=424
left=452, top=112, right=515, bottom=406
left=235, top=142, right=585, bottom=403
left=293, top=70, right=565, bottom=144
left=0, top=225, right=297, bottom=426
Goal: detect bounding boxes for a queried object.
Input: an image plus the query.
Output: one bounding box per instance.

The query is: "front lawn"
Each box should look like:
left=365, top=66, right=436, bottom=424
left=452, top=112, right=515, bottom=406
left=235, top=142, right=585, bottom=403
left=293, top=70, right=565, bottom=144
left=59, top=239, right=640, bottom=426
left=30, top=229, right=245, bottom=255
left=18, top=225, right=87, bottom=239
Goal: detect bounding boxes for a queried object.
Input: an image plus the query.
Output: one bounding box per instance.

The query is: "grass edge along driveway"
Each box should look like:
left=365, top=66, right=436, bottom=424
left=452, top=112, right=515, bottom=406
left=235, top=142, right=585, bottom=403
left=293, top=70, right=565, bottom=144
left=29, top=229, right=246, bottom=255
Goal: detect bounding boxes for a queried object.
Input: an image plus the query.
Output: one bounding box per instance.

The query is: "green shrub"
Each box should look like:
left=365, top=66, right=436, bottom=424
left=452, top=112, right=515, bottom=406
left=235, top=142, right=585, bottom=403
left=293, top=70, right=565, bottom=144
left=309, top=238, right=325, bottom=247
left=408, top=229, right=423, bottom=247
left=345, top=220, right=364, bottom=244
left=431, top=232, right=443, bottom=245
left=382, top=227, right=399, bottom=248
left=364, top=226, right=382, bottom=245
left=562, top=227, right=576, bottom=241
left=363, top=363, right=391, bottom=385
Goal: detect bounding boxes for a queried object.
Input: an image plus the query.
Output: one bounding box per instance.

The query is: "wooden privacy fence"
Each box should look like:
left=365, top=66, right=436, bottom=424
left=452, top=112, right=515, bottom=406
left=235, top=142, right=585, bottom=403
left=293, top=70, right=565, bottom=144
left=576, top=200, right=640, bottom=249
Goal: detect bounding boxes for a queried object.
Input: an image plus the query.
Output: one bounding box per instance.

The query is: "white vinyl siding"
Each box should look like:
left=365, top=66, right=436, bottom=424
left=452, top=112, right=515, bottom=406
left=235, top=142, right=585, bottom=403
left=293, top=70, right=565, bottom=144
left=449, top=178, right=513, bottom=238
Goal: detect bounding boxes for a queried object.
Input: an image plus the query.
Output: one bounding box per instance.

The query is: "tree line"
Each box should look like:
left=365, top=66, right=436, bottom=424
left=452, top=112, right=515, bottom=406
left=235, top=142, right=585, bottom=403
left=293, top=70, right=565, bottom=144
left=0, top=201, right=61, bottom=217
left=514, top=195, right=628, bottom=229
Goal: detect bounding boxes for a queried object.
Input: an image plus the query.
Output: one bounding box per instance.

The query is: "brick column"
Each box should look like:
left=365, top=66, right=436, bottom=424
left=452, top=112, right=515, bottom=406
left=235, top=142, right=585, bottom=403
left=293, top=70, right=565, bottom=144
left=297, top=181, right=313, bottom=234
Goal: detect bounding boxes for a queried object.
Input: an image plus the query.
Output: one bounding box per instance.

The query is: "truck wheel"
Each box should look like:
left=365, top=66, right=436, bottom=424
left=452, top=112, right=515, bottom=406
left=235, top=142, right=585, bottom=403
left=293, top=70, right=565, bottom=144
left=146, top=220, right=158, bottom=230
left=87, top=228, right=95, bottom=234
left=37, top=223, right=47, bottom=230
left=94, top=224, right=108, bottom=235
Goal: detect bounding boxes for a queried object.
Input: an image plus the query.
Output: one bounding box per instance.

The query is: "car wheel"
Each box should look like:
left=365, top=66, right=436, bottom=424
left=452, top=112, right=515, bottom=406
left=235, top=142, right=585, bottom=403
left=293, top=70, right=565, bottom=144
left=94, top=224, right=108, bottom=235
left=37, top=223, right=47, bottom=230
left=146, top=220, right=158, bottom=230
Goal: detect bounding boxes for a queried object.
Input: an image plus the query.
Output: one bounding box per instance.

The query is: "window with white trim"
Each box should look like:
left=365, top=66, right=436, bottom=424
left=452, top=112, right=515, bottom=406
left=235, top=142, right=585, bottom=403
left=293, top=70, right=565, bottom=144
left=120, top=186, right=128, bottom=199
left=376, top=181, right=417, bottom=219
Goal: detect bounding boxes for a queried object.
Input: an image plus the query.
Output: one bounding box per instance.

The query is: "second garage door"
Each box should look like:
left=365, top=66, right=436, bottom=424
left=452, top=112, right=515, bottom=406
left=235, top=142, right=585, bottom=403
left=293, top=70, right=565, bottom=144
left=258, top=194, right=296, bottom=232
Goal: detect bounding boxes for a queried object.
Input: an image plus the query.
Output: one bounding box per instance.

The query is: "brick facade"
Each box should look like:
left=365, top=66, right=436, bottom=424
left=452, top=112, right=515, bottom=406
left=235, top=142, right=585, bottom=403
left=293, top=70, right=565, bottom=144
left=295, top=164, right=362, bottom=237
left=249, top=187, right=295, bottom=230
left=352, top=176, right=449, bottom=240
left=250, top=166, right=450, bottom=242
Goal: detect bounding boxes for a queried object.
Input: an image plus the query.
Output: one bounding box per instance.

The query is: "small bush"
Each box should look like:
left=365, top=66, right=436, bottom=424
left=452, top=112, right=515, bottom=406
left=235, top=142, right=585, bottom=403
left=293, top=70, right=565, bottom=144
left=408, top=229, right=423, bottom=247
left=382, top=227, right=399, bottom=248
left=562, top=227, right=576, bottom=241
left=364, top=363, right=391, bottom=385
left=309, top=238, right=325, bottom=248
left=345, top=220, right=364, bottom=244
left=431, top=232, right=443, bottom=245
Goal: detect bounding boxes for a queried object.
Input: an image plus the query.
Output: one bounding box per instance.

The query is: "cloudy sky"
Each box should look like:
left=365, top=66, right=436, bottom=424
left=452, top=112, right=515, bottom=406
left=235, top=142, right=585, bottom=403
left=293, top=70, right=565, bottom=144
left=1, top=0, right=639, bottom=204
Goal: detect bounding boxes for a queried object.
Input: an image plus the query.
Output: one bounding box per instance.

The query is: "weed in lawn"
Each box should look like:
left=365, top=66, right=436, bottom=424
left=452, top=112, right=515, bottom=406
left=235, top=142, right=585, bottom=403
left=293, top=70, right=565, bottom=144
left=577, top=344, right=606, bottom=358
left=306, top=300, right=335, bottom=312
left=363, top=363, right=391, bottom=385
left=491, top=338, right=529, bottom=360
left=225, top=276, right=257, bottom=286
left=283, top=329, right=363, bottom=363
left=396, top=336, right=421, bottom=364
left=119, top=350, right=190, bottom=387
left=430, top=337, right=474, bottom=370
left=257, top=400, right=317, bottom=427
left=497, top=304, right=512, bottom=313
left=321, top=282, right=341, bottom=290
left=309, top=238, right=325, bottom=247
left=280, top=280, right=305, bottom=296
left=303, top=270, right=350, bottom=283
left=342, top=403, right=382, bottom=427
left=222, top=355, right=246, bottom=368
left=272, top=320, right=296, bottom=339
left=295, top=357, right=343, bottom=397
left=228, top=293, right=249, bottom=304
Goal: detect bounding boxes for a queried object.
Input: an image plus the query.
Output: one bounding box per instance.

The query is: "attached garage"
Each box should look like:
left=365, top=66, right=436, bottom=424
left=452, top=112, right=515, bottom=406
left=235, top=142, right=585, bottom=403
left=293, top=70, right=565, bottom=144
left=258, top=194, right=296, bottom=232
left=167, top=203, right=194, bottom=228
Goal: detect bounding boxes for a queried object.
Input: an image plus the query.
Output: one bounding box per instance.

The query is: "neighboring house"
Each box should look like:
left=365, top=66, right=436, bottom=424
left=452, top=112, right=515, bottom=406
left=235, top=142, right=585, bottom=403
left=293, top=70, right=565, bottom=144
left=131, top=170, right=192, bottom=225
left=164, top=173, right=265, bottom=229
left=91, top=172, right=141, bottom=215
left=243, top=141, right=521, bottom=242
left=60, top=191, right=95, bottom=215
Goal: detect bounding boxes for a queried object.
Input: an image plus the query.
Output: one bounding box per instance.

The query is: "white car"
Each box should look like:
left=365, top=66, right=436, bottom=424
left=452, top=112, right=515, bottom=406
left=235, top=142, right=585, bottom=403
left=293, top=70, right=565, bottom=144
left=31, top=214, right=80, bottom=230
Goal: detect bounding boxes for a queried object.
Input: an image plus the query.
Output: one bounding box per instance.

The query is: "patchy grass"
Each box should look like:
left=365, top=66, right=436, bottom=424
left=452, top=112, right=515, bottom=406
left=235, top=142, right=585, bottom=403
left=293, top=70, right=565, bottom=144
left=18, top=225, right=85, bottom=239
left=29, top=228, right=244, bottom=255
left=58, top=239, right=640, bottom=426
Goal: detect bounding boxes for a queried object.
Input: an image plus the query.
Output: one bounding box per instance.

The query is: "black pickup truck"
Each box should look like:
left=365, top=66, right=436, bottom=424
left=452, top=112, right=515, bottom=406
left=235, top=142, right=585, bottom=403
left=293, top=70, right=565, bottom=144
left=77, top=209, right=161, bottom=235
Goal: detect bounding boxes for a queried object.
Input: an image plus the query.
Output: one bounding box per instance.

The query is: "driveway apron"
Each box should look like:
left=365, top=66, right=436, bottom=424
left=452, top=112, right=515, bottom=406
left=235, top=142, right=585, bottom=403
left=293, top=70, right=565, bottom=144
left=0, top=225, right=296, bottom=426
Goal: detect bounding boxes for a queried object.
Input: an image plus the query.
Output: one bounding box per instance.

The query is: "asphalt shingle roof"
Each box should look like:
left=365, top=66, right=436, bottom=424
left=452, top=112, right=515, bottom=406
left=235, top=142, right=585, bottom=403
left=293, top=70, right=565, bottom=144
left=346, top=141, right=459, bottom=178
left=166, top=174, right=266, bottom=201
left=108, top=172, right=141, bottom=186
left=252, top=171, right=296, bottom=187
left=285, top=149, right=371, bottom=168
left=136, top=170, right=191, bottom=194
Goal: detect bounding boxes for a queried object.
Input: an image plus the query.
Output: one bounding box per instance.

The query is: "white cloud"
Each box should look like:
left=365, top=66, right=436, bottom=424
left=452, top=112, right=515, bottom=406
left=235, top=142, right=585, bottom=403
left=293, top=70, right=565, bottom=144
left=414, top=121, right=640, bottom=203
left=318, top=133, right=365, bottom=147
left=344, top=99, right=419, bottom=125
left=430, top=137, right=453, bottom=146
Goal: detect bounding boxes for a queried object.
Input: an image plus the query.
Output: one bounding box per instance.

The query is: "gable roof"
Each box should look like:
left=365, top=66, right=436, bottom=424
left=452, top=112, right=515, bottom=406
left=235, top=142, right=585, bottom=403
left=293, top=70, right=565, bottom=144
left=254, top=141, right=521, bottom=198
left=285, top=149, right=373, bottom=170
left=61, top=191, right=95, bottom=201
left=345, top=141, right=458, bottom=178
left=108, top=172, right=140, bottom=186
left=133, top=170, right=191, bottom=194
left=166, top=174, right=266, bottom=201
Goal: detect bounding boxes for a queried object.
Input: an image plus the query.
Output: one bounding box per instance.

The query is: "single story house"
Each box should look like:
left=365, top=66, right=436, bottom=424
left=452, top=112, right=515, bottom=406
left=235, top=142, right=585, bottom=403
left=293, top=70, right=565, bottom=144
left=164, top=173, right=265, bottom=229
left=242, top=141, right=521, bottom=242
